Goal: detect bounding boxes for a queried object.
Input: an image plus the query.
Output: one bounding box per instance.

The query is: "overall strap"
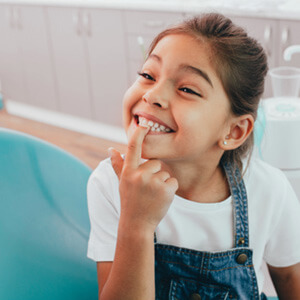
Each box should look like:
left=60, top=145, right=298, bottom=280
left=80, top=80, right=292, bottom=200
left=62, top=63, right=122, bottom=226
left=222, top=160, right=249, bottom=248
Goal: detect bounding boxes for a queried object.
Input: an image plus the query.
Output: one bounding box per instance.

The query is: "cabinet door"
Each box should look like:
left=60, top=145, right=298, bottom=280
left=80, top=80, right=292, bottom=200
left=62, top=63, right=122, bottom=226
left=124, top=10, right=184, bottom=85
left=0, top=5, right=28, bottom=103
left=279, top=19, right=300, bottom=68
left=84, top=9, right=127, bottom=127
left=46, top=7, right=93, bottom=119
left=18, top=5, right=58, bottom=110
left=230, top=16, right=279, bottom=99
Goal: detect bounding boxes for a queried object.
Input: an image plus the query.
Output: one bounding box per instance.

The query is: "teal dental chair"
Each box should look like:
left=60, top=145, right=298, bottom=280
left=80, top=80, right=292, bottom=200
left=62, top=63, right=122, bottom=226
left=0, top=128, right=98, bottom=300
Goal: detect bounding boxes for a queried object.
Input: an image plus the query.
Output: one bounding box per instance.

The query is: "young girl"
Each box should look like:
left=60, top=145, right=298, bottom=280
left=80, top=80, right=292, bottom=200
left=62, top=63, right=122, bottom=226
left=87, top=13, right=300, bottom=299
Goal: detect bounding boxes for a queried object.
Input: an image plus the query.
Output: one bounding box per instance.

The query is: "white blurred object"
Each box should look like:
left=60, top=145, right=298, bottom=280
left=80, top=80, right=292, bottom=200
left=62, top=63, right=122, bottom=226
left=262, top=66, right=300, bottom=170
left=269, top=67, right=300, bottom=98
left=260, top=96, right=300, bottom=201
left=284, top=45, right=300, bottom=61
left=260, top=65, right=300, bottom=202
left=261, top=97, right=300, bottom=170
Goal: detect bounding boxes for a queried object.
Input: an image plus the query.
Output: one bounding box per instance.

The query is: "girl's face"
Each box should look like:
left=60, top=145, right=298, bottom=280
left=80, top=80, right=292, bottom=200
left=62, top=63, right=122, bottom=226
left=123, top=34, right=233, bottom=164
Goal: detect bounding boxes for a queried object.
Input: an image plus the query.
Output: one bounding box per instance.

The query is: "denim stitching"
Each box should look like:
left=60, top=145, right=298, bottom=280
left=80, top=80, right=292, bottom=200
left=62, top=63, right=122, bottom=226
left=156, top=245, right=252, bottom=258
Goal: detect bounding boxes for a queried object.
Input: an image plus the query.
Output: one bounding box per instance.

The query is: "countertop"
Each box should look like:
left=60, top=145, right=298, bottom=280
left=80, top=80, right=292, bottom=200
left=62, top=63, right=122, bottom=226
left=0, top=0, right=299, bottom=21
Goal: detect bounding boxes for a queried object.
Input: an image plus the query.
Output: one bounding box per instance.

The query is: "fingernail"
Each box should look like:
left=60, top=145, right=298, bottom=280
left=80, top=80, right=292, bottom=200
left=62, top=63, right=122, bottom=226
left=139, top=123, right=149, bottom=129
left=139, top=124, right=150, bottom=133
left=108, top=147, right=114, bottom=157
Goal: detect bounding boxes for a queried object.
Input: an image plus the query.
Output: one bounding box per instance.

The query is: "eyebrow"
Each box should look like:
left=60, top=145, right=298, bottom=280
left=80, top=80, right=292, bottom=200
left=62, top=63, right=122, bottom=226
left=148, top=53, right=213, bottom=88
left=148, top=53, right=161, bottom=63
left=180, top=64, right=213, bottom=88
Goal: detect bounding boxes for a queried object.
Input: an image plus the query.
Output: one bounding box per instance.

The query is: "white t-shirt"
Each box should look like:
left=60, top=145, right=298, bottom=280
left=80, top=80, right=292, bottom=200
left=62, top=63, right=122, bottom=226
left=87, top=157, right=300, bottom=293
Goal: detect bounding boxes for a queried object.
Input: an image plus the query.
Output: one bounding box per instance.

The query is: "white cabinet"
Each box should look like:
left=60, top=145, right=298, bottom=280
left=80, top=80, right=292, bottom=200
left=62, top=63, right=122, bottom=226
left=278, top=19, right=300, bottom=67
left=0, top=5, right=58, bottom=110
left=46, top=7, right=93, bottom=119
left=47, top=7, right=127, bottom=126
left=84, top=9, right=127, bottom=127
left=124, top=10, right=184, bottom=85
left=0, top=5, right=28, bottom=104
left=19, top=6, right=58, bottom=110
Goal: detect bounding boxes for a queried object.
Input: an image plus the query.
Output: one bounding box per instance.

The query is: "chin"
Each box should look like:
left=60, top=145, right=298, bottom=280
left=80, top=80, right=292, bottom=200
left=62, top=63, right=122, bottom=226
left=141, top=150, right=155, bottom=160
left=141, top=147, right=160, bottom=160
left=141, top=147, right=170, bottom=161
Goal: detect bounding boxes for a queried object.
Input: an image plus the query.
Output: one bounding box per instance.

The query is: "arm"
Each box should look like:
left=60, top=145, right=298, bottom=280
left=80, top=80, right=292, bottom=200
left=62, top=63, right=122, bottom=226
left=97, top=262, right=112, bottom=296
left=98, top=223, right=155, bottom=300
left=268, top=262, right=300, bottom=299
left=98, top=125, right=178, bottom=300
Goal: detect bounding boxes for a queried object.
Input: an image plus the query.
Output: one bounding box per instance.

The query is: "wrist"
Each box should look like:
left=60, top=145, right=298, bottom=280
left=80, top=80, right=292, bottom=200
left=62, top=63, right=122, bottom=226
left=118, top=215, right=156, bottom=241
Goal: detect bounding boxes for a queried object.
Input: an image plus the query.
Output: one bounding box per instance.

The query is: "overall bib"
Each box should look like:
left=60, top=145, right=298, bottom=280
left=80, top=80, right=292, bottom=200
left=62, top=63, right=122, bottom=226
left=154, top=161, right=265, bottom=300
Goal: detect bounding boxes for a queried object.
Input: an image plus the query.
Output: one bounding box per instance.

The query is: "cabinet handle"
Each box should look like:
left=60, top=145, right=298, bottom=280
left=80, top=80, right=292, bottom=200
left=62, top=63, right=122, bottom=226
left=72, top=11, right=82, bottom=35
left=15, top=7, right=22, bottom=30
left=263, top=25, right=272, bottom=57
left=281, top=27, right=290, bottom=57
left=281, top=27, right=290, bottom=51
left=137, top=36, right=147, bottom=61
left=83, top=12, right=91, bottom=36
left=281, top=27, right=289, bottom=45
left=143, top=20, right=165, bottom=28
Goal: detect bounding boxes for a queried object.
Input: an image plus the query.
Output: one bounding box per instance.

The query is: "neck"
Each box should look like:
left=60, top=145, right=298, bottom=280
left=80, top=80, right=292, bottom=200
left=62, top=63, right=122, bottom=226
left=161, top=157, right=230, bottom=204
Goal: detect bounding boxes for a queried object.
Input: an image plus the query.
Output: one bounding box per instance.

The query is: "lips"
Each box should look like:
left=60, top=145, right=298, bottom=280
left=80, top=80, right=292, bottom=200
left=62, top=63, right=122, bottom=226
left=134, top=112, right=175, bottom=133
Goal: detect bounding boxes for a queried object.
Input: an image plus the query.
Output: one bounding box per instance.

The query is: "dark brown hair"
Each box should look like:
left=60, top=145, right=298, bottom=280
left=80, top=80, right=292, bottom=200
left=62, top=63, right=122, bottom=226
left=148, top=13, right=268, bottom=171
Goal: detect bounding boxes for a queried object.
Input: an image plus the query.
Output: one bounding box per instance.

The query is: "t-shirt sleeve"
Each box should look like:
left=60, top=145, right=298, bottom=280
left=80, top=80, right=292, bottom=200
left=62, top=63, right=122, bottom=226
left=87, top=158, right=120, bottom=262
left=263, top=173, right=300, bottom=267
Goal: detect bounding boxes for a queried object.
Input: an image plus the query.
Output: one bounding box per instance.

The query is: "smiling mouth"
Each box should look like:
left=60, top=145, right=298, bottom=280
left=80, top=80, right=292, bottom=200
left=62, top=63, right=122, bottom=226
left=134, top=115, right=174, bottom=133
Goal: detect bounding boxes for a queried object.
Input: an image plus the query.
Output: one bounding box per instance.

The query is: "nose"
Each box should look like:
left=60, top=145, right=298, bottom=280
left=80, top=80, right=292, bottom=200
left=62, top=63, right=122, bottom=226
left=142, top=83, right=170, bottom=109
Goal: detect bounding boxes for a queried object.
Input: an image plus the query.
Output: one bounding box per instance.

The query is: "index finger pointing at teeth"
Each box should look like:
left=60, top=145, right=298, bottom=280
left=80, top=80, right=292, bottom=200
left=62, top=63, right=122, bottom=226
left=125, top=125, right=150, bottom=169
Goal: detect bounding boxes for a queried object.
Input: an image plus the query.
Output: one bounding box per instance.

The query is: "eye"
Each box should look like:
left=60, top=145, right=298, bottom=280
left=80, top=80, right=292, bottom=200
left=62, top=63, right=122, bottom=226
left=179, top=87, right=202, bottom=97
left=137, top=72, right=156, bottom=81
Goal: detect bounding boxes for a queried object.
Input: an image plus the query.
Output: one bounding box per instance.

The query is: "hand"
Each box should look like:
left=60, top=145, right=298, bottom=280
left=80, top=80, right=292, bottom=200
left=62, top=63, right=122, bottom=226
left=109, top=125, right=178, bottom=232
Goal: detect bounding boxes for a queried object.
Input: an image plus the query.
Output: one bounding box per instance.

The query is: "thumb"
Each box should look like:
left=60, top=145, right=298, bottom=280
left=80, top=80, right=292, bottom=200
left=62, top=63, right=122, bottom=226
left=108, top=147, right=124, bottom=179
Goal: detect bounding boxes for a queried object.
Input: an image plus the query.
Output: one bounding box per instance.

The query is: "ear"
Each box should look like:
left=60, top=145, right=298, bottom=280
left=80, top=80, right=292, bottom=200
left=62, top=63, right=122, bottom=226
left=219, top=114, right=254, bottom=150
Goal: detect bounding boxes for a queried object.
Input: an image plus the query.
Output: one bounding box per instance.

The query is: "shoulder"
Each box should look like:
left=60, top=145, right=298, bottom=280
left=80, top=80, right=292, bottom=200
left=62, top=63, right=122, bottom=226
left=243, top=157, right=298, bottom=214
left=88, top=157, right=118, bottom=186
left=87, top=157, right=120, bottom=201
left=244, top=157, right=290, bottom=192
left=244, top=157, right=299, bottom=225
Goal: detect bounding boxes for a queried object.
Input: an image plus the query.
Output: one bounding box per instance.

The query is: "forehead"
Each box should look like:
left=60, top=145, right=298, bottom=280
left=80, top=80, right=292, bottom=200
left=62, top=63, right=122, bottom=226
left=151, top=34, right=212, bottom=67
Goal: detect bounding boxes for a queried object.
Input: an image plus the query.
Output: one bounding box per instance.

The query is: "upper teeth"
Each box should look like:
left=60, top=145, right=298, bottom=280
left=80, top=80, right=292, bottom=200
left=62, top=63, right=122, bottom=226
left=138, top=116, right=171, bottom=132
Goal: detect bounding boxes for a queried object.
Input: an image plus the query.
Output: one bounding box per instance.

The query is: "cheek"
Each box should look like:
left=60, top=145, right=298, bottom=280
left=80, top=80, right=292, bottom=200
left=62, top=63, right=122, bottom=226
left=174, top=115, right=202, bottom=149
left=177, top=109, right=201, bottom=133
left=122, top=87, right=136, bottom=126
left=176, top=109, right=214, bottom=143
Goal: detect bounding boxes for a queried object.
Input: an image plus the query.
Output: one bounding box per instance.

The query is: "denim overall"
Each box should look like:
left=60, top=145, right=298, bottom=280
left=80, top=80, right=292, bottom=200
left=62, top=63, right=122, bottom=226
left=155, top=161, right=265, bottom=300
